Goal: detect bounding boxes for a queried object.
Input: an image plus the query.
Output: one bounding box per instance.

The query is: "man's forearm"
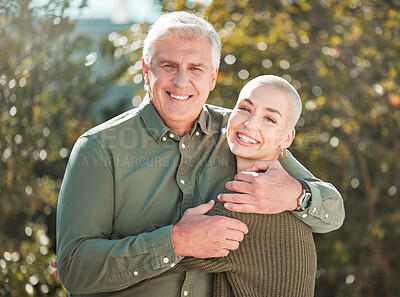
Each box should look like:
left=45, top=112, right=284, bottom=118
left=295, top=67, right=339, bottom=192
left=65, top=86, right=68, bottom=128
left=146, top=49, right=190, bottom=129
left=280, top=150, right=345, bottom=233
left=57, top=226, right=181, bottom=294
left=291, top=179, right=345, bottom=233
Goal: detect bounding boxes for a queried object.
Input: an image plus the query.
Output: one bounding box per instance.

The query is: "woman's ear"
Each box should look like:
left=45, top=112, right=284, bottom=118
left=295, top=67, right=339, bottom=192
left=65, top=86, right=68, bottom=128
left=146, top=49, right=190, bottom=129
left=280, top=129, right=296, bottom=149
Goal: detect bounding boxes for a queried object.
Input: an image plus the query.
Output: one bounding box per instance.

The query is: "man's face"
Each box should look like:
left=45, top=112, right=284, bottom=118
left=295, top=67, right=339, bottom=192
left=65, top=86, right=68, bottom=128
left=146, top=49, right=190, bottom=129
left=142, top=33, right=218, bottom=135
left=227, top=84, right=294, bottom=162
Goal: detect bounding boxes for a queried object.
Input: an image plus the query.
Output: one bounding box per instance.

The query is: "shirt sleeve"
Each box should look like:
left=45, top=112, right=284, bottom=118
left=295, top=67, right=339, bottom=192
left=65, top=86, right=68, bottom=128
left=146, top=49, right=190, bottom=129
left=279, top=150, right=345, bottom=233
left=56, top=136, right=183, bottom=294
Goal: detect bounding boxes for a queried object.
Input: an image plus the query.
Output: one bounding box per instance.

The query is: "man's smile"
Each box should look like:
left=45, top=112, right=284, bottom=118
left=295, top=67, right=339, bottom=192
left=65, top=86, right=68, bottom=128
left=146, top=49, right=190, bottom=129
left=167, top=91, right=193, bottom=100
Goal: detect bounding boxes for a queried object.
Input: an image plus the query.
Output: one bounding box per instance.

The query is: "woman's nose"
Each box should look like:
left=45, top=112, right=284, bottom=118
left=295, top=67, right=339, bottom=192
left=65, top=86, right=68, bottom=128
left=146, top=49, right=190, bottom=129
left=244, top=116, right=258, bottom=131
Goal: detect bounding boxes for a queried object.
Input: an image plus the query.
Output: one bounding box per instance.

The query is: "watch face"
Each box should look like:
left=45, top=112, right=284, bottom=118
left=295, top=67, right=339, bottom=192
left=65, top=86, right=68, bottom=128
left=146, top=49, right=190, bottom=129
left=300, top=193, right=312, bottom=210
left=296, top=180, right=312, bottom=211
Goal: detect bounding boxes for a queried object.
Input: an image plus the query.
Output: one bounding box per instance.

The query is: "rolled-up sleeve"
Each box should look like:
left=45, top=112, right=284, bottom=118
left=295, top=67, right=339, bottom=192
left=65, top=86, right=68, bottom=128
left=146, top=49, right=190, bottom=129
left=279, top=150, right=345, bottom=233
left=56, top=136, right=182, bottom=294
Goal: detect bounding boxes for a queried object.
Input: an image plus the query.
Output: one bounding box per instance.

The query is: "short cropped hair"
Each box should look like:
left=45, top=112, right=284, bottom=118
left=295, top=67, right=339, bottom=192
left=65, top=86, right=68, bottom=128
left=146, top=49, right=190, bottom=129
left=142, top=11, right=222, bottom=70
left=239, top=75, right=303, bottom=129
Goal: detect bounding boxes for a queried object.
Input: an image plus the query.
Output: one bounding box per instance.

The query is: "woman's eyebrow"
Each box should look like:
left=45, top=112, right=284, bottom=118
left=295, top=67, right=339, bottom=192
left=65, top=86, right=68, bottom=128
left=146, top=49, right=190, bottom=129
left=243, top=98, right=253, bottom=105
left=265, top=107, right=282, bottom=117
left=242, top=98, right=282, bottom=117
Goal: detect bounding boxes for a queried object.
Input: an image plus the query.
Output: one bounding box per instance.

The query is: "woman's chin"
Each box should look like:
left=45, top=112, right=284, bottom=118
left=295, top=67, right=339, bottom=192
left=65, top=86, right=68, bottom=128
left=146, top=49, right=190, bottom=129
left=231, top=148, right=255, bottom=159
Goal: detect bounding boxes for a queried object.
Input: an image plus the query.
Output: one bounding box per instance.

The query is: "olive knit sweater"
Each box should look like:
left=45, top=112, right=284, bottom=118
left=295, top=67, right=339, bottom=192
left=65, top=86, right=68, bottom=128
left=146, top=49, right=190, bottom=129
left=170, top=201, right=317, bottom=297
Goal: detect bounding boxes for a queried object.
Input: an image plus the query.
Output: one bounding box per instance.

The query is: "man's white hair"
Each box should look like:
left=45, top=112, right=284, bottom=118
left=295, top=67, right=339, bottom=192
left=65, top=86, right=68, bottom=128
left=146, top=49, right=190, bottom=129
left=142, top=11, right=221, bottom=70
left=239, top=75, right=303, bottom=129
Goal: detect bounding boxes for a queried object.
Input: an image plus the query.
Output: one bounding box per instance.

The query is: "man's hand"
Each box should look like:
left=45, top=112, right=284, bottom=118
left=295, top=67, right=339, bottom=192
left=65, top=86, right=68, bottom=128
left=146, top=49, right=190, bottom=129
left=218, top=160, right=302, bottom=214
left=172, top=200, right=248, bottom=258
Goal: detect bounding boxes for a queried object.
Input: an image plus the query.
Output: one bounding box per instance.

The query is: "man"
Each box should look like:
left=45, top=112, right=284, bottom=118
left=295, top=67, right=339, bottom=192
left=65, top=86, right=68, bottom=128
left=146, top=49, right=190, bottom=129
left=56, top=11, right=344, bottom=296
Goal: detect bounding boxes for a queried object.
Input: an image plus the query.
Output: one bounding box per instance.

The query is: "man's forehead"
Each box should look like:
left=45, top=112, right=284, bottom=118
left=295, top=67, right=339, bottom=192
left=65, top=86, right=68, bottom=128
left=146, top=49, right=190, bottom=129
left=151, top=35, right=213, bottom=64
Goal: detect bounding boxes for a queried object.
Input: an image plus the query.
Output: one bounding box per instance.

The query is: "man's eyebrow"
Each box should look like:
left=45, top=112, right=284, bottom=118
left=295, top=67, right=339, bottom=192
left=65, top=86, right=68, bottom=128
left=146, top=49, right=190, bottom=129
left=242, top=98, right=282, bottom=117
left=158, top=58, right=176, bottom=65
left=157, top=59, right=207, bottom=69
left=189, top=62, right=207, bottom=68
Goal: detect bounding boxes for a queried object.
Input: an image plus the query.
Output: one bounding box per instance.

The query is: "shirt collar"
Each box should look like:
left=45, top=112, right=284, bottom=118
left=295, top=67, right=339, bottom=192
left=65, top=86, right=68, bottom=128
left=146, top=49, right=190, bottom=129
left=138, top=95, right=170, bottom=143
left=194, top=105, right=211, bottom=136
left=138, top=94, right=212, bottom=143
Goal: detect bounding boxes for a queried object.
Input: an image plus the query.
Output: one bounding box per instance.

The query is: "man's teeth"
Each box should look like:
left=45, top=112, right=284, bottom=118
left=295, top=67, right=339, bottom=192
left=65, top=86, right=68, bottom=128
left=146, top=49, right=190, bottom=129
left=169, top=93, right=190, bottom=100
left=237, top=133, right=259, bottom=144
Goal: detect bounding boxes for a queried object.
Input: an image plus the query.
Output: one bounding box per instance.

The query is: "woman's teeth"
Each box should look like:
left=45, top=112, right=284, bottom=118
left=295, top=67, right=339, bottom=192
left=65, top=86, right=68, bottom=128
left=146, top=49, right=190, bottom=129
left=237, top=133, right=259, bottom=144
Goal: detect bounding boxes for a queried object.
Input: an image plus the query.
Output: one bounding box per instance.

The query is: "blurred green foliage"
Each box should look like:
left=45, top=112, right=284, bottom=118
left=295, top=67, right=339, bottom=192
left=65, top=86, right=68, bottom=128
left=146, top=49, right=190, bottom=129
left=1, top=0, right=400, bottom=296
left=0, top=0, right=106, bottom=295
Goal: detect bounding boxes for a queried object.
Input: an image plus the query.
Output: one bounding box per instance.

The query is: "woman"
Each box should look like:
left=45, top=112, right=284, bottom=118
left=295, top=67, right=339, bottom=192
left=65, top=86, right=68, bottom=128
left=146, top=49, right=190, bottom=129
left=168, top=75, right=317, bottom=297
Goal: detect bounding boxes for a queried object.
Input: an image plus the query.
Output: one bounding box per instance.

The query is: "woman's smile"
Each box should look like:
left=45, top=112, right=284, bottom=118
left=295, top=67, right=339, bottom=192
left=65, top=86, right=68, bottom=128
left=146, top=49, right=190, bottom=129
left=235, top=132, right=260, bottom=146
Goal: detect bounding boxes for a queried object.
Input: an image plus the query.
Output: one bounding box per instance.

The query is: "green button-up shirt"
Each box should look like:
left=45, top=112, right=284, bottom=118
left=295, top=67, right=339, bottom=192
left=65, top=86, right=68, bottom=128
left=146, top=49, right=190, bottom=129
left=56, top=96, right=344, bottom=296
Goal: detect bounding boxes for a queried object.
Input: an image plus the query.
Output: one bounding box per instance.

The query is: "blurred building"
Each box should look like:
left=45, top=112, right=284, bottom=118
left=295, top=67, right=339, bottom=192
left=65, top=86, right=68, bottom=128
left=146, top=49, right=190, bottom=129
left=70, top=0, right=161, bottom=117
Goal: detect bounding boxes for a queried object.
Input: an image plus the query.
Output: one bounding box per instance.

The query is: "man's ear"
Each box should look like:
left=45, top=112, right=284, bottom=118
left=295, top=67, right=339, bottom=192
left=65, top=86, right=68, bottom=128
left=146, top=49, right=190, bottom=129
left=210, top=68, right=219, bottom=91
left=280, top=129, right=296, bottom=149
left=142, top=59, right=149, bottom=84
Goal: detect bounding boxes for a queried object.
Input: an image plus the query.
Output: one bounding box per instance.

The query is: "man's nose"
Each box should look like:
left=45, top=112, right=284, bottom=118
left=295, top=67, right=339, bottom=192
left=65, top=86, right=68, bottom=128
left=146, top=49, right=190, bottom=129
left=173, top=69, right=190, bottom=88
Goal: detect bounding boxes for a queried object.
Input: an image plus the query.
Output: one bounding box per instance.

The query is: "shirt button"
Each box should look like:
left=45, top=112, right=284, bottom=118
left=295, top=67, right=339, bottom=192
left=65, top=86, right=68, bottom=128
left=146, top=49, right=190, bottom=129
left=195, top=131, right=200, bottom=136
left=325, top=214, right=329, bottom=219
left=162, top=136, right=167, bottom=141
left=133, top=271, right=138, bottom=276
left=183, top=291, right=189, bottom=296
left=163, top=257, right=169, bottom=264
left=181, top=143, right=186, bottom=149
left=180, top=179, right=185, bottom=185
left=169, top=133, right=175, bottom=138
left=170, top=263, right=176, bottom=268
left=312, top=207, right=317, bottom=213
left=302, top=214, right=307, bottom=218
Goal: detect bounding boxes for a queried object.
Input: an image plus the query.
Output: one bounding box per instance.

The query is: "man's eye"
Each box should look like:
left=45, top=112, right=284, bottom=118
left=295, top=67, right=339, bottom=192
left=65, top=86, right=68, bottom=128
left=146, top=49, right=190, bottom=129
left=163, top=64, right=174, bottom=68
left=190, top=67, right=201, bottom=71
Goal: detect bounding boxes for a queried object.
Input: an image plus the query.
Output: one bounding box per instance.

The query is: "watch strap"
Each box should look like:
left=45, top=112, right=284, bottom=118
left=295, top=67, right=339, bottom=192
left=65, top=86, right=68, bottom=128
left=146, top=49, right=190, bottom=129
left=296, top=179, right=312, bottom=211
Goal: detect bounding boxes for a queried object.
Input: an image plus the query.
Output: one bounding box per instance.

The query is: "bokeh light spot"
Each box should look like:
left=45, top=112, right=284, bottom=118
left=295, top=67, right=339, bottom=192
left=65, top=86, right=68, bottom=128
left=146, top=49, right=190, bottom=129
left=224, top=54, right=236, bottom=65
left=238, top=69, right=249, bottom=80
left=350, top=178, right=360, bottom=189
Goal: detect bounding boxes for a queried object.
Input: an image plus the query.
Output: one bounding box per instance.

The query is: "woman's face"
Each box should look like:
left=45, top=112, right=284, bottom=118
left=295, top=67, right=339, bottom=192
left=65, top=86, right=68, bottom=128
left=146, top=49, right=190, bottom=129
left=227, top=84, right=294, bottom=162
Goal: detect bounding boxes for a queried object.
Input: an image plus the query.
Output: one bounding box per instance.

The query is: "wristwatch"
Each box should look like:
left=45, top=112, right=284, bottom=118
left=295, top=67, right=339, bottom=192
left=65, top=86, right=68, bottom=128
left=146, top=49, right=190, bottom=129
left=296, top=179, right=312, bottom=211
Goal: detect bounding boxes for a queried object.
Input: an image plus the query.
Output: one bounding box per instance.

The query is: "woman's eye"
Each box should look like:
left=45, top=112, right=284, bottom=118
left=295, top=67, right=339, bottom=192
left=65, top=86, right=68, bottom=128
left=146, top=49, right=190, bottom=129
left=238, top=106, right=250, bottom=112
left=265, top=117, right=276, bottom=124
